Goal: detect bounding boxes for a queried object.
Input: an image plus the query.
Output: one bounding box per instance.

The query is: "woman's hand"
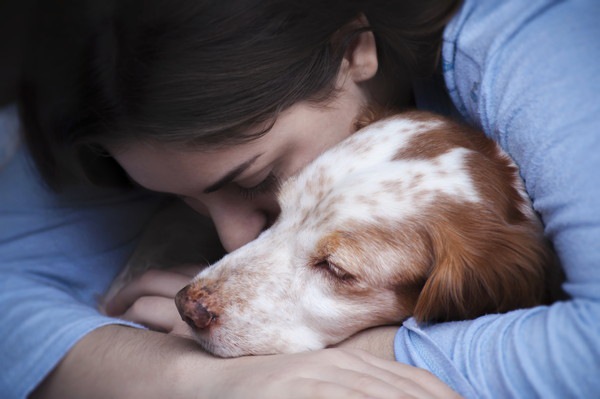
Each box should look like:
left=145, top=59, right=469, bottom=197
left=206, top=348, right=463, bottom=399
left=104, top=265, right=201, bottom=338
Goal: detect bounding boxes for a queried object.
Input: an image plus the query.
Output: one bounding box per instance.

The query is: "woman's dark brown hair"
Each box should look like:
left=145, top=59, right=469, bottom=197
left=18, top=0, right=462, bottom=189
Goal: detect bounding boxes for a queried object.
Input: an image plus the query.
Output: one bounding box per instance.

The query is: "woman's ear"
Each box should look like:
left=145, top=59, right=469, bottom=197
left=341, top=15, right=378, bottom=83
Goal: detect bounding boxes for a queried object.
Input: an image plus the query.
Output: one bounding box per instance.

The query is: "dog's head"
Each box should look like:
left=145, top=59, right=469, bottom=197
left=176, top=112, right=554, bottom=357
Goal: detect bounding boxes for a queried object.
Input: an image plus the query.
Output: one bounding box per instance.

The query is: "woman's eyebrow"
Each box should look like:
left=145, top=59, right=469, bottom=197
left=202, top=153, right=263, bottom=194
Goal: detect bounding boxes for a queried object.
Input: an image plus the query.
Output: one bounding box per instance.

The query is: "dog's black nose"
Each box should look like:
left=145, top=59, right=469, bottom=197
left=175, top=285, right=216, bottom=330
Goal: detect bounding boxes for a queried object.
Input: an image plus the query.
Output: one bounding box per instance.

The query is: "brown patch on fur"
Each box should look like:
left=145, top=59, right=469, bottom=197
left=412, top=201, right=556, bottom=322
left=407, top=173, right=424, bottom=191
left=394, top=111, right=530, bottom=224
left=380, top=180, right=405, bottom=194
left=393, top=111, right=472, bottom=160
left=357, top=194, right=380, bottom=208
left=466, top=149, right=529, bottom=225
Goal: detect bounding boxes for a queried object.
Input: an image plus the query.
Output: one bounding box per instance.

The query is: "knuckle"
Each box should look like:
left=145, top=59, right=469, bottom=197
left=138, top=268, right=163, bottom=283
left=304, top=380, right=334, bottom=398
left=330, top=347, right=368, bottom=363
left=326, top=347, right=357, bottom=359
left=128, top=296, right=155, bottom=314
left=352, top=374, right=374, bottom=388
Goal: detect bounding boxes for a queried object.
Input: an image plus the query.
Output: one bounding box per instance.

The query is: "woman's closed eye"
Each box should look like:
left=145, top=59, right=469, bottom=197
left=237, top=172, right=281, bottom=200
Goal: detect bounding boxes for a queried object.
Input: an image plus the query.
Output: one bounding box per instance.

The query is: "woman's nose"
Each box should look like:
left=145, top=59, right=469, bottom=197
left=207, top=195, right=279, bottom=252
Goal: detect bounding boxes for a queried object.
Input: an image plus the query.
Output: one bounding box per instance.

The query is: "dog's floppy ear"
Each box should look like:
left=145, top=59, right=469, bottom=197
left=412, top=207, right=550, bottom=323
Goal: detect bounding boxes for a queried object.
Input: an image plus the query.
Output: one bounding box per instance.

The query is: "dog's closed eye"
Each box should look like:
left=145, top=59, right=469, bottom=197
left=313, top=259, right=356, bottom=282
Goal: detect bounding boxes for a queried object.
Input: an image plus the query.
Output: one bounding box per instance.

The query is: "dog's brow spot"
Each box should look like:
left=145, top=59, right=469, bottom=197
left=357, top=194, right=379, bottom=208
left=381, top=180, right=405, bottom=193
left=317, top=211, right=335, bottom=227
left=407, top=174, right=424, bottom=190
left=317, top=172, right=333, bottom=188
left=298, top=209, right=312, bottom=227
left=410, top=190, right=429, bottom=204
left=328, top=194, right=344, bottom=205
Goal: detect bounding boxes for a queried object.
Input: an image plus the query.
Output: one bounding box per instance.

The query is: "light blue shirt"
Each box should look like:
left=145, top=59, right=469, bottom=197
left=0, top=1, right=598, bottom=398
left=0, top=106, right=163, bottom=398
left=397, top=0, right=600, bottom=397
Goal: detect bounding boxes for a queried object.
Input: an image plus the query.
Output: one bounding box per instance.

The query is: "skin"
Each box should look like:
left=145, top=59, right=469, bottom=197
left=33, top=29, right=462, bottom=399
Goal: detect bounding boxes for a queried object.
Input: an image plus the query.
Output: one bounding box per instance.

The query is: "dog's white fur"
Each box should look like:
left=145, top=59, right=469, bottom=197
left=174, top=111, right=557, bottom=357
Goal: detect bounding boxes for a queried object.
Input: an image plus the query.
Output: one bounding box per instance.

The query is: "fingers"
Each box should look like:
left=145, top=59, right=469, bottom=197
left=305, top=368, right=423, bottom=399
left=118, top=295, right=187, bottom=334
left=229, top=349, right=462, bottom=399
left=287, top=378, right=381, bottom=399
left=349, top=350, right=463, bottom=399
left=168, top=263, right=206, bottom=278
left=317, top=330, right=460, bottom=398
left=285, top=349, right=458, bottom=399
left=104, top=269, right=191, bottom=316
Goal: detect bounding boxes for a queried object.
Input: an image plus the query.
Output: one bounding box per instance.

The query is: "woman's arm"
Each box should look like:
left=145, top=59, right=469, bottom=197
left=393, top=1, right=600, bottom=397
left=31, top=326, right=206, bottom=399
left=31, top=325, right=462, bottom=399
left=0, top=104, right=156, bottom=397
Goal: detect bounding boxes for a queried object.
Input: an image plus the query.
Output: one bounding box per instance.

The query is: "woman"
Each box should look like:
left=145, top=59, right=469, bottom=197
left=2, top=0, right=599, bottom=398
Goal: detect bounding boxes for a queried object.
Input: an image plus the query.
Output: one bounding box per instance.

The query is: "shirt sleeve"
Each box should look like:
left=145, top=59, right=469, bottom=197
left=0, top=106, right=165, bottom=398
left=395, top=1, right=600, bottom=398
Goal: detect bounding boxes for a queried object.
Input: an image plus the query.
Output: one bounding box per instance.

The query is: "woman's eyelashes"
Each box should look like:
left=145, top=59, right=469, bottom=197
left=237, top=172, right=281, bottom=200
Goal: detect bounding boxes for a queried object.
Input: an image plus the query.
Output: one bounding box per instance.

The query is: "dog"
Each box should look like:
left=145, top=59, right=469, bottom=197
left=172, top=110, right=561, bottom=358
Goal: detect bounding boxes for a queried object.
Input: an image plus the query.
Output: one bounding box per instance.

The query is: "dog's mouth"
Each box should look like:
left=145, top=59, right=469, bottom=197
left=184, top=321, right=285, bottom=358
left=189, top=330, right=228, bottom=357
